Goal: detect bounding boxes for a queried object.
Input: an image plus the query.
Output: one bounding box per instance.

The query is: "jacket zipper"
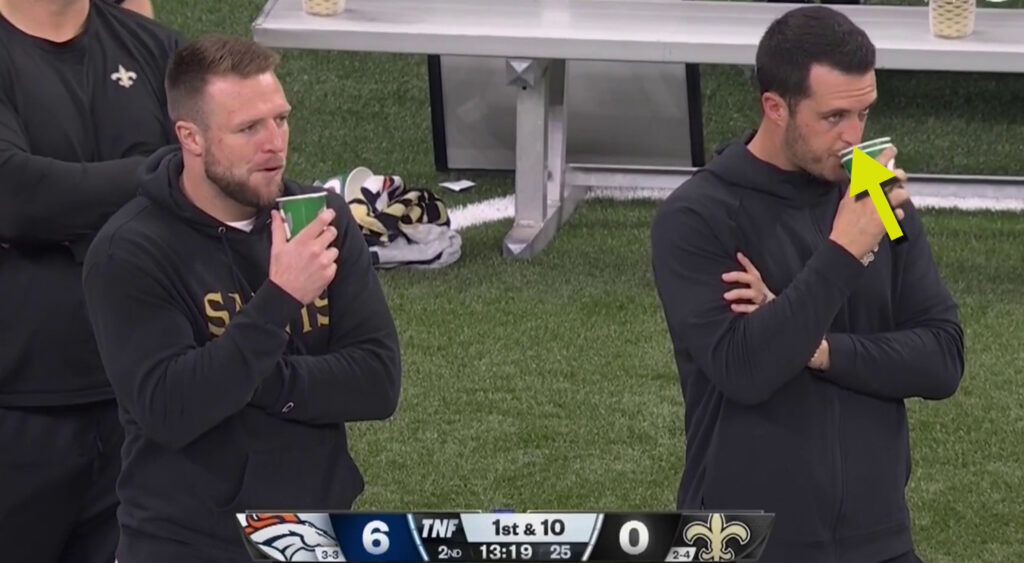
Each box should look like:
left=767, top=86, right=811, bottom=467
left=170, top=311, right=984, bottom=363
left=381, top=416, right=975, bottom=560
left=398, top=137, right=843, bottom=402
left=809, top=205, right=827, bottom=242
left=832, top=389, right=844, bottom=558
left=809, top=204, right=845, bottom=557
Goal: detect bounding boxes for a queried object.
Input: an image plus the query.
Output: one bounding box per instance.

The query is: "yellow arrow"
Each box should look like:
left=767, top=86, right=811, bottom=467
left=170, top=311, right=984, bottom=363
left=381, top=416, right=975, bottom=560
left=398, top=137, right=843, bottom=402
left=848, top=146, right=903, bottom=241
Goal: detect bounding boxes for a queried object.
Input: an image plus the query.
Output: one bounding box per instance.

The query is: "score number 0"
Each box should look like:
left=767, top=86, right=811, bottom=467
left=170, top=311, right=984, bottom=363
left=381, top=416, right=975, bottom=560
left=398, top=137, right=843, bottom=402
left=618, top=520, right=650, bottom=555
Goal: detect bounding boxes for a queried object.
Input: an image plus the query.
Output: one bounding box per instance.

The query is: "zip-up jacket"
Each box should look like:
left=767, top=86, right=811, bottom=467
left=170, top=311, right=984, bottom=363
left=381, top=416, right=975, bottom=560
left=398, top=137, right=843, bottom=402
left=651, top=133, right=964, bottom=563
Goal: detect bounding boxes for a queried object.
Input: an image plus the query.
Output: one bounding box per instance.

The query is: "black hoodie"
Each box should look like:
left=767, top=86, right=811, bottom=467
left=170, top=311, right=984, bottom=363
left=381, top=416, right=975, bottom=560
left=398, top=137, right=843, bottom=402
left=82, top=146, right=402, bottom=562
left=650, top=133, right=963, bottom=563
left=0, top=0, right=182, bottom=406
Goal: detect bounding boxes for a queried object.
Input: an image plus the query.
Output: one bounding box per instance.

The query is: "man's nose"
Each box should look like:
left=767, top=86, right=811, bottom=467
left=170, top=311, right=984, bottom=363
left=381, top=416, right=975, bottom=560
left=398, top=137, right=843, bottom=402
left=263, top=120, right=286, bottom=152
left=840, top=116, right=867, bottom=147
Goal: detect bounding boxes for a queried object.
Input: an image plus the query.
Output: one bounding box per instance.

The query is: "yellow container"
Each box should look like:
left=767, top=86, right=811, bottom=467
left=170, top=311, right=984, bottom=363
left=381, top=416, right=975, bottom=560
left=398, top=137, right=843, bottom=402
left=929, top=0, right=976, bottom=39
left=302, top=0, right=345, bottom=16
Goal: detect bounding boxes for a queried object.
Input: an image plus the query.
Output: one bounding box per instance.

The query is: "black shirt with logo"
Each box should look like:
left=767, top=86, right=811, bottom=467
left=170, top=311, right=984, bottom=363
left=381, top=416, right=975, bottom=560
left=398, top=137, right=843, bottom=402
left=0, top=0, right=183, bottom=406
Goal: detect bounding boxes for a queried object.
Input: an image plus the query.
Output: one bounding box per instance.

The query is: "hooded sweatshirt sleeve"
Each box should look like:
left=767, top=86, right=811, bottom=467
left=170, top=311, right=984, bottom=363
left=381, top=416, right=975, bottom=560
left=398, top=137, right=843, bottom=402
left=651, top=197, right=868, bottom=406
left=0, top=88, right=147, bottom=244
left=817, top=200, right=965, bottom=400
left=83, top=244, right=303, bottom=450
left=248, top=198, right=402, bottom=424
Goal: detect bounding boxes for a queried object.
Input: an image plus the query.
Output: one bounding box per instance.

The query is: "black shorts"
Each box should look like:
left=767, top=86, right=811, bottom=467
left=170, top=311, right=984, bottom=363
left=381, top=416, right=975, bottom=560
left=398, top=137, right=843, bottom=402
left=0, top=400, right=122, bottom=563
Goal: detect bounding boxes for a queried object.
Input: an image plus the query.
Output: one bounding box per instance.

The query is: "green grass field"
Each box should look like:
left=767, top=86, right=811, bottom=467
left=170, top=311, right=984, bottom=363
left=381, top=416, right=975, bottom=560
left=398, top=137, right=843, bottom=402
left=156, top=1, right=1024, bottom=560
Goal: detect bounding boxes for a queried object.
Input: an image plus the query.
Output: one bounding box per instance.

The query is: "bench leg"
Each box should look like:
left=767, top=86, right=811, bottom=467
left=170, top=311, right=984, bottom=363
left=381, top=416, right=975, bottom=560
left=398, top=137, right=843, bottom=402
left=502, top=58, right=579, bottom=258
left=547, top=60, right=585, bottom=227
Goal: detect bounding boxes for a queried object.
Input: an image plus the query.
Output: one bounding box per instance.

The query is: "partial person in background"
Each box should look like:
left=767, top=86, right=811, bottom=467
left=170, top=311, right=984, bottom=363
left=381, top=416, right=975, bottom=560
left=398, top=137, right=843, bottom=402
left=83, top=35, right=402, bottom=563
left=651, top=6, right=962, bottom=563
left=0, top=0, right=182, bottom=562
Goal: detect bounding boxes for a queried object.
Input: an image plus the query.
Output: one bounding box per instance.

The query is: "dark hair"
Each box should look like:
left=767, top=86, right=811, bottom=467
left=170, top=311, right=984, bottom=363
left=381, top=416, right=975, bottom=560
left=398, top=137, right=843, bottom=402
left=755, top=6, right=875, bottom=108
left=165, top=34, right=281, bottom=125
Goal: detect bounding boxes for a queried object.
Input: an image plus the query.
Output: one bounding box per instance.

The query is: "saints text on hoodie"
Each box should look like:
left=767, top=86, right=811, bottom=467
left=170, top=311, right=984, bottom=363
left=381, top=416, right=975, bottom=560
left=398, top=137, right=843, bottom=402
left=82, top=146, right=402, bottom=563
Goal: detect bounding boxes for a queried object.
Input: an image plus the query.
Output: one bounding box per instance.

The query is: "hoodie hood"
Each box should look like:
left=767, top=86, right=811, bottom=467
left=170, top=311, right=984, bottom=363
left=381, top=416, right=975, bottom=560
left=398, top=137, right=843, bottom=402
left=138, top=145, right=304, bottom=237
left=703, top=130, right=842, bottom=207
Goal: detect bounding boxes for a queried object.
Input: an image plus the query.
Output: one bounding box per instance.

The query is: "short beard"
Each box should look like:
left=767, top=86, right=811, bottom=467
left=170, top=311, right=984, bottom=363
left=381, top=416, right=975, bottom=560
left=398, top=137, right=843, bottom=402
left=204, top=150, right=282, bottom=210
left=782, top=117, right=831, bottom=183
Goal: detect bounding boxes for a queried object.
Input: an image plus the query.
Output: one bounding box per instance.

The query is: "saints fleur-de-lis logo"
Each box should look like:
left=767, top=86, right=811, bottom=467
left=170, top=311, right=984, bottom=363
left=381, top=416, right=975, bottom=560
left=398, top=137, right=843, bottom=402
left=683, top=514, right=750, bottom=561
left=110, top=65, right=137, bottom=88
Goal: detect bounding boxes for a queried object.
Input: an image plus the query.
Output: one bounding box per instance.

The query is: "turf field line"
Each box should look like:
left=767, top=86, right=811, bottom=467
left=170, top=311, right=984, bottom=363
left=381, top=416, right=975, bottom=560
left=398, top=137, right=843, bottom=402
left=449, top=195, right=515, bottom=231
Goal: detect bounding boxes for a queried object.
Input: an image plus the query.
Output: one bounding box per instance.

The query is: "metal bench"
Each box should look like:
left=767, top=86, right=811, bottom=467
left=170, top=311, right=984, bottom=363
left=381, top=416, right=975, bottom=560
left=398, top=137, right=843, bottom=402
left=253, top=0, right=1024, bottom=257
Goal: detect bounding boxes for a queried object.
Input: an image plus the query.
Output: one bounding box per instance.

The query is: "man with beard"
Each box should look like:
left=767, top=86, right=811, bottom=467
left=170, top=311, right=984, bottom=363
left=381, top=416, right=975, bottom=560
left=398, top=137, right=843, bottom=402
left=0, top=0, right=181, bottom=561
left=82, top=35, right=402, bottom=562
left=651, top=6, right=963, bottom=563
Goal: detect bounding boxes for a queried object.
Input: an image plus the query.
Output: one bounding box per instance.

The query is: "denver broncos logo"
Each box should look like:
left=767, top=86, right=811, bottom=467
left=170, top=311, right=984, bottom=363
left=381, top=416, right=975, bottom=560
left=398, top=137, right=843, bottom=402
left=238, top=513, right=338, bottom=561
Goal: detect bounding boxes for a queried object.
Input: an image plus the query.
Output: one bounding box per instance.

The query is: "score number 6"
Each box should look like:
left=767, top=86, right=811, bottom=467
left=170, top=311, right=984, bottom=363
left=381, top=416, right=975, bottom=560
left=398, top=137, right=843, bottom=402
left=363, top=520, right=391, bottom=555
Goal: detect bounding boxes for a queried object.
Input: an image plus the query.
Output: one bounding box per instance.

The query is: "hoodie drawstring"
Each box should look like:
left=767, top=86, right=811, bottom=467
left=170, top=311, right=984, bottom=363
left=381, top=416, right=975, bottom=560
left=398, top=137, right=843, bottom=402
left=218, top=227, right=255, bottom=304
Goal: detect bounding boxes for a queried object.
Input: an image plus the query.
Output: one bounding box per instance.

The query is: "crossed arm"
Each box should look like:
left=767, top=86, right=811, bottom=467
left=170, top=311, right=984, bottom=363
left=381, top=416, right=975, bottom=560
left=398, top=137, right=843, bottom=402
left=718, top=201, right=963, bottom=401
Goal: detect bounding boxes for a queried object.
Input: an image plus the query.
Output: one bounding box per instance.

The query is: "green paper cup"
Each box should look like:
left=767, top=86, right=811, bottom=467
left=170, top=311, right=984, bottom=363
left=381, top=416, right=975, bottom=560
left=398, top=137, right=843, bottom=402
left=839, top=137, right=892, bottom=159
left=850, top=136, right=892, bottom=151
left=276, top=192, right=327, bottom=240
left=840, top=139, right=896, bottom=176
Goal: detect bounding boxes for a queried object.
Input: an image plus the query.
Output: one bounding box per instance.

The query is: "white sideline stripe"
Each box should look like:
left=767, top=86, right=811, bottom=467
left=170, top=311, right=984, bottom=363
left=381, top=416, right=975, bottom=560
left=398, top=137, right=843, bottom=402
left=449, top=195, right=515, bottom=231
left=449, top=190, right=1024, bottom=231
left=911, top=196, right=1024, bottom=211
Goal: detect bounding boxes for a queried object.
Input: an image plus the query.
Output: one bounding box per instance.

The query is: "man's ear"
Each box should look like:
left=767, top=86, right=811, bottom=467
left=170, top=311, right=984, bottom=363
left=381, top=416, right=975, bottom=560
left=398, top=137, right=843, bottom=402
left=761, top=92, right=790, bottom=127
left=176, top=121, right=204, bottom=156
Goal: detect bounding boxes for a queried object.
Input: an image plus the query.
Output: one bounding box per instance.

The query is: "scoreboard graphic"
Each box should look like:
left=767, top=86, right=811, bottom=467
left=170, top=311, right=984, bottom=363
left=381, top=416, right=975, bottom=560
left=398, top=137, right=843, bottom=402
left=237, top=511, right=774, bottom=562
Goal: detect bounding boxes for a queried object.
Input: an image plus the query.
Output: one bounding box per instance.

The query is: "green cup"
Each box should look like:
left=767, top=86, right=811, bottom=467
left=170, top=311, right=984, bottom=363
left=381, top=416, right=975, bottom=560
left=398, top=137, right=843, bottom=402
left=840, top=138, right=895, bottom=176
left=276, top=192, right=327, bottom=240
left=851, top=136, right=892, bottom=151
